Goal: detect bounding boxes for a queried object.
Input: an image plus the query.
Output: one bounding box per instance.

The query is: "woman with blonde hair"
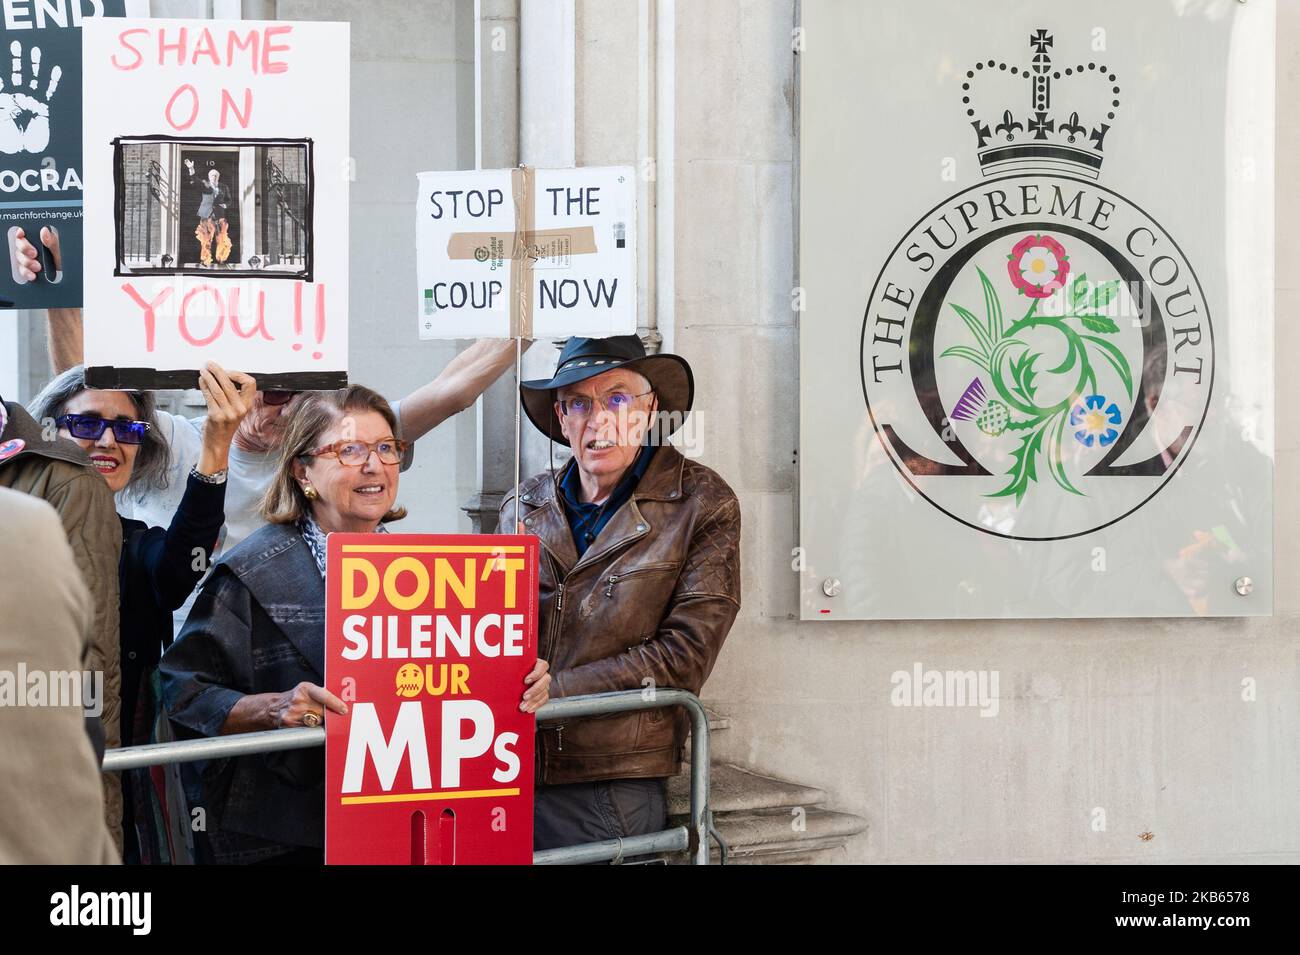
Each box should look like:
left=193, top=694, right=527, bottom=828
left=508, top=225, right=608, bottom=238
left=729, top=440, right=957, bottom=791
left=160, top=385, right=551, bottom=864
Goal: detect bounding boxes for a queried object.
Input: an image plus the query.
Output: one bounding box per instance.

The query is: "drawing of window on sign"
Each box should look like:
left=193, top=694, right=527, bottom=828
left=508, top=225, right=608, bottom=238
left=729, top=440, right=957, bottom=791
left=113, top=136, right=312, bottom=280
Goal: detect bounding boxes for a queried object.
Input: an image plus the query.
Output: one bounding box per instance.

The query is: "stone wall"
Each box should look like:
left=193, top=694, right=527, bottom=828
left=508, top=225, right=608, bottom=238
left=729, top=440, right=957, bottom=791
left=568, top=0, right=1298, bottom=863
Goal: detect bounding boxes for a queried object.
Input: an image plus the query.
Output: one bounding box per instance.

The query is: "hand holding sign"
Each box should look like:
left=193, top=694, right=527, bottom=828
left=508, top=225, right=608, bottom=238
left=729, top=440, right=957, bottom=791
left=520, top=659, right=551, bottom=713
left=271, top=681, right=349, bottom=729
left=196, top=361, right=256, bottom=478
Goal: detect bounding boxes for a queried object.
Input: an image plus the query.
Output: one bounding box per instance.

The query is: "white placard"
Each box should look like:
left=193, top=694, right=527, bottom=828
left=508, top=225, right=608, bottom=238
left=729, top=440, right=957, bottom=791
left=415, top=165, right=636, bottom=339
left=81, top=18, right=350, bottom=389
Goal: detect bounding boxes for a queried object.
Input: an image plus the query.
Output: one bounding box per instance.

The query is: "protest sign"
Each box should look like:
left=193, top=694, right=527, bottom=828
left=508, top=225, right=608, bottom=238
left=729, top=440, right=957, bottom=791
left=415, top=164, right=636, bottom=339
left=0, top=0, right=136, bottom=309
left=80, top=17, right=349, bottom=389
left=325, top=534, right=539, bottom=865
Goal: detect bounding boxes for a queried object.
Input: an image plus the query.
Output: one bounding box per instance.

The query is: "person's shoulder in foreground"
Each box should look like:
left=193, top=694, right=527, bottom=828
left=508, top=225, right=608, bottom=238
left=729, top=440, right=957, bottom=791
left=0, top=488, right=117, bottom=864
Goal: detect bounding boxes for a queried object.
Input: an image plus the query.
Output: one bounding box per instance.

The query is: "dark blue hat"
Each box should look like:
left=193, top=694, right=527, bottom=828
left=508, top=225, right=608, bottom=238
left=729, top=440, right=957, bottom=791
left=520, top=334, right=694, bottom=446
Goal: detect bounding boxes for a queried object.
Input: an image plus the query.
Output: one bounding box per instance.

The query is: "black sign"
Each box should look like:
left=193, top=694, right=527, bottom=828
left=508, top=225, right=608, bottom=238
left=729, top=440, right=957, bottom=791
left=0, top=0, right=125, bottom=308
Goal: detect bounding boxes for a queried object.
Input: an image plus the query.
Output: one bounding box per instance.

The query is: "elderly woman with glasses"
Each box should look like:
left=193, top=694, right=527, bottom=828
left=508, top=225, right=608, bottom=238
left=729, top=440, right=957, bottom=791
left=28, top=361, right=256, bottom=863
left=159, top=385, right=551, bottom=864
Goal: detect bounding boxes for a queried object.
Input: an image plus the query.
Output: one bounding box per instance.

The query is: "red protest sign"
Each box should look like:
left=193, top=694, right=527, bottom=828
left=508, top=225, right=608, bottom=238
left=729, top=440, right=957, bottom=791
left=325, top=534, right=538, bottom=865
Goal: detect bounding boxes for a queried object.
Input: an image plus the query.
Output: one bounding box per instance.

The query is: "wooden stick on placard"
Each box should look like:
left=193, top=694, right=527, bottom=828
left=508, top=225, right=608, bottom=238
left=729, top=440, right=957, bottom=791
left=511, top=165, right=529, bottom=534
left=514, top=332, right=522, bottom=535
left=510, top=164, right=535, bottom=340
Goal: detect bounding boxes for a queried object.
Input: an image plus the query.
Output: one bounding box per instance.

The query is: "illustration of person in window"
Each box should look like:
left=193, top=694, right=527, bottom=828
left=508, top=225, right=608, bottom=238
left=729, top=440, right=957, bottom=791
left=184, top=158, right=232, bottom=266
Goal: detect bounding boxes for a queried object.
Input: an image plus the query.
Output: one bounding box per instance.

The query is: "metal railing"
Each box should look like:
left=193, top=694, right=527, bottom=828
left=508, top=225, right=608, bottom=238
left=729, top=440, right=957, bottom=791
left=102, top=688, right=712, bottom=866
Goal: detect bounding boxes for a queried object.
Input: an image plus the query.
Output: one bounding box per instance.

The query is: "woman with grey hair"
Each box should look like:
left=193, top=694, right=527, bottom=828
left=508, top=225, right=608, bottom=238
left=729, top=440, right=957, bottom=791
left=28, top=361, right=255, bottom=864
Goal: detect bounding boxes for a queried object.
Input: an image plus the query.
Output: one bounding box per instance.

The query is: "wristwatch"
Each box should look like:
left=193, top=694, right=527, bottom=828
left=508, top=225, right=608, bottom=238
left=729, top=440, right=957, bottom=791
left=191, top=466, right=228, bottom=485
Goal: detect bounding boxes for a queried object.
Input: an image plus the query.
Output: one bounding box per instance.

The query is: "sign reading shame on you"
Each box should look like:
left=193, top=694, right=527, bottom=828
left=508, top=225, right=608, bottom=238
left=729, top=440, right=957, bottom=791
left=81, top=17, right=350, bottom=389
left=325, top=535, right=538, bottom=865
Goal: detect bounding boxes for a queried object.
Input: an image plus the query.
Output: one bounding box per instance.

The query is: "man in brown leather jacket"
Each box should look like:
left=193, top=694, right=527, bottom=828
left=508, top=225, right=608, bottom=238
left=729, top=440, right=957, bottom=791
left=500, top=335, right=741, bottom=854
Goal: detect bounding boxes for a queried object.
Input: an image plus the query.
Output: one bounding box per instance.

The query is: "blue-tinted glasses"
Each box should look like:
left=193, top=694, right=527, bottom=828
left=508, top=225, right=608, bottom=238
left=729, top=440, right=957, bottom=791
left=57, top=413, right=150, bottom=445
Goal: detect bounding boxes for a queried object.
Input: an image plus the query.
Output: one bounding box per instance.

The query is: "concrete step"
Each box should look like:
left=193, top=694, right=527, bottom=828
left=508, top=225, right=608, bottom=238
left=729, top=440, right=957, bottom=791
left=705, top=807, right=868, bottom=864
left=677, top=704, right=727, bottom=760
left=664, top=806, right=868, bottom=865
left=667, top=762, right=826, bottom=816
left=702, top=703, right=730, bottom=734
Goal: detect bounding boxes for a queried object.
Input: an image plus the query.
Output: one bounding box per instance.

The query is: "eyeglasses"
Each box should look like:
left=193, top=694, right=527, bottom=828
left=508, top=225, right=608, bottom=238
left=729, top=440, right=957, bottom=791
left=556, top=390, right=653, bottom=418
left=262, top=390, right=299, bottom=406
left=304, top=438, right=408, bottom=467
left=57, top=413, right=150, bottom=445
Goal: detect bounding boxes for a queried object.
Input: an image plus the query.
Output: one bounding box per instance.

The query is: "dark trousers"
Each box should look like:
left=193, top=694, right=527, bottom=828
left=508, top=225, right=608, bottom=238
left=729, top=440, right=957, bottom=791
left=533, top=778, right=669, bottom=857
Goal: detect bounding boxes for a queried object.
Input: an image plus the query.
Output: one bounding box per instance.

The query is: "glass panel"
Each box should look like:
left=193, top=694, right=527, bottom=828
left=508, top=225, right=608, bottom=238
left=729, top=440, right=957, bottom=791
left=798, top=0, right=1274, bottom=618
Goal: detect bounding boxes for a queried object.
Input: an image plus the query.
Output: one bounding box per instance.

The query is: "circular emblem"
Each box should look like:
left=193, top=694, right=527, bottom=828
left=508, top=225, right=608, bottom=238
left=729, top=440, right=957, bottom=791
left=474, top=246, right=490, bottom=262
left=861, top=174, right=1213, bottom=540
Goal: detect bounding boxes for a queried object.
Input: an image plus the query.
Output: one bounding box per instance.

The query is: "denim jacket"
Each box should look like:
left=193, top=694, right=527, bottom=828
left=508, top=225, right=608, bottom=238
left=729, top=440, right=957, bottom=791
left=159, top=521, right=326, bottom=861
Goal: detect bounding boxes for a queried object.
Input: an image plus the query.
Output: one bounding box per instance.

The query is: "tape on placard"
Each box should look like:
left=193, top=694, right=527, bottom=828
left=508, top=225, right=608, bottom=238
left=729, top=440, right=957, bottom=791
left=442, top=165, right=599, bottom=339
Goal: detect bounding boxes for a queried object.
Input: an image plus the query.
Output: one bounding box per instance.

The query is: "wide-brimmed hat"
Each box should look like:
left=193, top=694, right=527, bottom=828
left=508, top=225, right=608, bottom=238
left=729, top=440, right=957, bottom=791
left=520, top=334, right=694, bottom=446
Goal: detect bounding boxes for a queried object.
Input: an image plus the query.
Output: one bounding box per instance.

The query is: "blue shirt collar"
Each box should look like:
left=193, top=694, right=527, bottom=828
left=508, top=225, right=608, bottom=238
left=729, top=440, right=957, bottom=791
left=558, top=442, right=658, bottom=556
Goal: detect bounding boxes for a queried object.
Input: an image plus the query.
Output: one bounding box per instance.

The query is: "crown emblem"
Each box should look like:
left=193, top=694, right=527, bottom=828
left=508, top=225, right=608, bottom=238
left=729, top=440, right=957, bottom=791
left=963, top=29, right=1120, bottom=179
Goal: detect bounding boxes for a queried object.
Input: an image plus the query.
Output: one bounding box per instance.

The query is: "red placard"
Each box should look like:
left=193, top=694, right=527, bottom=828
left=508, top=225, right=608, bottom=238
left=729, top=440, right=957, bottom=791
left=325, top=534, right=538, bottom=864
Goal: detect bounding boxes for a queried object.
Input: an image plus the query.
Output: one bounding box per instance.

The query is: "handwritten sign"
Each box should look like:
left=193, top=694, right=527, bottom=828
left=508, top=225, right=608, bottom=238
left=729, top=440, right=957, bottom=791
left=81, top=17, right=349, bottom=389
left=325, top=534, right=539, bottom=865
left=416, top=165, right=636, bottom=339
left=0, top=0, right=133, bottom=309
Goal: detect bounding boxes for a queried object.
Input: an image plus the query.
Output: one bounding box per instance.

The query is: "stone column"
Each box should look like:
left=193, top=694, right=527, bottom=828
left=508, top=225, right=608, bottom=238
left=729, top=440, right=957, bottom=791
left=463, top=0, right=522, bottom=533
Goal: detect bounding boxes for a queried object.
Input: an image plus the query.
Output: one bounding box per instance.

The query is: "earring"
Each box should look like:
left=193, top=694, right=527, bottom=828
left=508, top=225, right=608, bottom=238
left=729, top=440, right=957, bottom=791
left=302, top=483, right=319, bottom=501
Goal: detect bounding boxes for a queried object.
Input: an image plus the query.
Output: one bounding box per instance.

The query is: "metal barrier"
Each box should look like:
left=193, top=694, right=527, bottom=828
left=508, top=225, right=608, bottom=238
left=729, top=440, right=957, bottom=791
left=102, top=688, right=712, bottom=866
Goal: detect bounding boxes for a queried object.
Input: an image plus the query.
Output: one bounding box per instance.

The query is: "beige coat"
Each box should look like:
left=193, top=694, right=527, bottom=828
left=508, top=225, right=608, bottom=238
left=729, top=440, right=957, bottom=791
left=0, top=488, right=118, bottom=863
left=0, top=400, right=123, bottom=852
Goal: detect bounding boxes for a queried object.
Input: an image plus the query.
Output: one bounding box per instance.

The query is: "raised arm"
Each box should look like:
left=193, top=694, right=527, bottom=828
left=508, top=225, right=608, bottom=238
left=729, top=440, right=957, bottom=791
left=131, top=364, right=255, bottom=619
left=46, top=306, right=83, bottom=375
left=397, top=338, right=532, bottom=442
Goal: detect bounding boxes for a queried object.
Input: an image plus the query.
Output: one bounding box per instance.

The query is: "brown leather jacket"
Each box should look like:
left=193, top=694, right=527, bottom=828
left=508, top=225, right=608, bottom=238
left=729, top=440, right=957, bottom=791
left=500, top=445, right=741, bottom=785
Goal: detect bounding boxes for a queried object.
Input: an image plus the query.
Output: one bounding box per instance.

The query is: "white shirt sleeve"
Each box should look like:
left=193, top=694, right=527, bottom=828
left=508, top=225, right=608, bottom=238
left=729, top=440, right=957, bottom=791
left=391, top=398, right=415, bottom=472
left=117, top=409, right=207, bottom=519
left=154, top=409, right=206, bottom=479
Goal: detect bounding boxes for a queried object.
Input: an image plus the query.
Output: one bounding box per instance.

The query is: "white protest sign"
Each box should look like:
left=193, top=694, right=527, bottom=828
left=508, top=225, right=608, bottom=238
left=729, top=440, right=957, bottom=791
left=81, top=18, right=350, bottom=389
left=415, top=165, right=636, bottom=340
